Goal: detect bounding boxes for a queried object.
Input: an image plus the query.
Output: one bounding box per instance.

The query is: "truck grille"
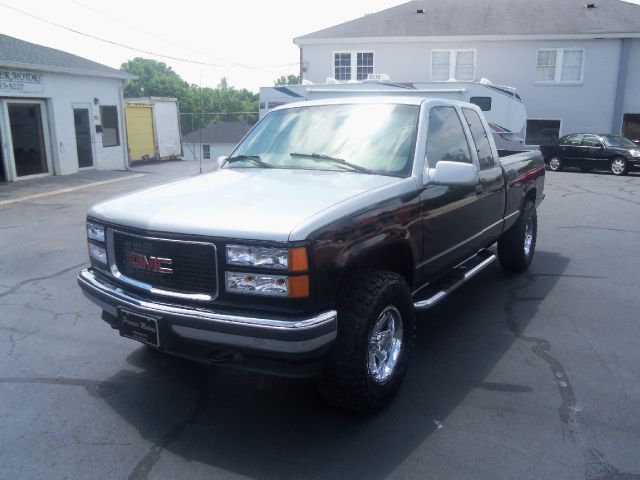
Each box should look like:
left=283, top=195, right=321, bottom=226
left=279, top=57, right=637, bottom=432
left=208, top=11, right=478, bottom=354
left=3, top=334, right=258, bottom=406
left=111, top=230, right=217, bottom=299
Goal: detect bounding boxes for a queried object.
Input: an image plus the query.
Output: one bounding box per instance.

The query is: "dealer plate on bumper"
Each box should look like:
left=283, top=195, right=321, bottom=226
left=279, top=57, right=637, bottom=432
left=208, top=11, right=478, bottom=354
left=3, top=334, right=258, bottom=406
left=119, top=309, right=159, bottom=347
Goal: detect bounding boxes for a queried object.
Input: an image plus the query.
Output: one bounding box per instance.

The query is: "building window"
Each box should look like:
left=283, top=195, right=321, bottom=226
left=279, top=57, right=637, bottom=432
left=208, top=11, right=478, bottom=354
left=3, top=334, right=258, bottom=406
left=526, top=119, right=561, bottom=145
left=431, top=49, right=475, bottom=81
left=334, top=52, right=374, bottom=81
left=356, top=52, right=374, bottom=80
left=536, top=49, right=584, bottom=83
left=202, top=144, right=210, bottom=159
left=334, top=53, right=351, bottom=80
left=100, top=106, right=120, bottom=147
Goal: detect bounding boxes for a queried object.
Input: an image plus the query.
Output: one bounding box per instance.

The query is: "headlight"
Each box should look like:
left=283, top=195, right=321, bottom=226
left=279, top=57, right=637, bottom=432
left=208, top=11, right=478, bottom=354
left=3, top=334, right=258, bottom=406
left=226, top=245, right=288, bottom=269
left=226, top=245, right=308, bottom=271
left=88, top=243, right=107, bottom=265
left=87, top=222, right=105, bottom=243
left=226, top=272, right=289, bottom=296
left=630, top=149, right=640, bottom=157
left=225, top=245, right=309, bottom=297
left=225, top=272, right=310, bottom=298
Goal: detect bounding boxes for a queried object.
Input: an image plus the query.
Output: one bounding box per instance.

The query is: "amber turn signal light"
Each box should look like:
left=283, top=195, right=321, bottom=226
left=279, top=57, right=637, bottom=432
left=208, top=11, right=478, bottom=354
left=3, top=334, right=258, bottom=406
left=288, top=275, right=310, bottom=298
left=289, top=247, right=309, bottom=272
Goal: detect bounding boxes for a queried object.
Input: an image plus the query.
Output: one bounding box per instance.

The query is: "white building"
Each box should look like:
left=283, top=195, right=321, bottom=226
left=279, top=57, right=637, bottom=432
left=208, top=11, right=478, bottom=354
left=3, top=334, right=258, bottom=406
left=294, top=0, right=640, bottom=146
left=182, top=122, right=253, bottom=162
left=0, top=34, right=134, bottom=182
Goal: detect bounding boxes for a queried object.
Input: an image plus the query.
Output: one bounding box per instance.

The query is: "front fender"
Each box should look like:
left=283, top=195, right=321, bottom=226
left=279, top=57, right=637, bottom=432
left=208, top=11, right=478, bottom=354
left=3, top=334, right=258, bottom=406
left=308, top=194, right=422, bottom=310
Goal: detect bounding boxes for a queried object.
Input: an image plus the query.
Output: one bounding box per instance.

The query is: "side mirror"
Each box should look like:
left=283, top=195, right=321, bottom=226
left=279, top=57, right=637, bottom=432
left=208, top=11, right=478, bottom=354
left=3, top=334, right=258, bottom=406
left=599, top=145, right=605, bottom=150
left=215, top=155, right=227, bottom=170
left=426, top=161, right=479, bottom=186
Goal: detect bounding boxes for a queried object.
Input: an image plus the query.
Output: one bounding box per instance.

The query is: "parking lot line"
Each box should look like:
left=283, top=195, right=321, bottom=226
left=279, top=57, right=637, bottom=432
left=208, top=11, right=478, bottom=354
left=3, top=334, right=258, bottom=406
left=0, top=174, right=147, bottom=207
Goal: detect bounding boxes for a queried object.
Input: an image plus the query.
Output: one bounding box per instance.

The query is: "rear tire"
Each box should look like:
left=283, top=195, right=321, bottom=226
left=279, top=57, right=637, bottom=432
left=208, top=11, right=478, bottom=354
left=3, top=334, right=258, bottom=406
left=548, top=156, right=563, bottom=172
left=498, top=201, right=537, bottom=273
left=610, top=157, right=628, bottom=176
left=318, top=269, right=415, bottom=414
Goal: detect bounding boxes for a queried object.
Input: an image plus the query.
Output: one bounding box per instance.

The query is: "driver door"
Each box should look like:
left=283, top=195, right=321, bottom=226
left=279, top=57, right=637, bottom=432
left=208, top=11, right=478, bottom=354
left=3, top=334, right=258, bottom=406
left=418, top=105, right=483, bottom=281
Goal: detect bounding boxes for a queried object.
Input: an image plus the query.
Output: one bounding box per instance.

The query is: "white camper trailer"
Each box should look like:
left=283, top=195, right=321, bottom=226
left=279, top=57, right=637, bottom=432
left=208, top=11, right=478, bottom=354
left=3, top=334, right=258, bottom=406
left=259, top=79, right=528, bottom=153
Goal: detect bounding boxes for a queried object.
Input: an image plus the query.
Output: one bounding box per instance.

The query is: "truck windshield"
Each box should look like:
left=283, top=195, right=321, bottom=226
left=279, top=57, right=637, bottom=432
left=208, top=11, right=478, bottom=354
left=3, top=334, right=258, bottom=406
left=227, top=103, right=420, bottom=177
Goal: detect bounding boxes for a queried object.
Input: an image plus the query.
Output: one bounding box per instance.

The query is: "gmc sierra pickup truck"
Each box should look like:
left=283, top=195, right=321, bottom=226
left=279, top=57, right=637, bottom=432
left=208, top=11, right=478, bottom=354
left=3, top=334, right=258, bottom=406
left=78, top=97, right=545, bottom=413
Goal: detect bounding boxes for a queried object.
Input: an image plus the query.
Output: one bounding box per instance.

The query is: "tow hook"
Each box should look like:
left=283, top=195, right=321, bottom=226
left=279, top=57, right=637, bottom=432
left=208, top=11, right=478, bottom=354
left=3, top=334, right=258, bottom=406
left=208, top=349, right=240, bottom=364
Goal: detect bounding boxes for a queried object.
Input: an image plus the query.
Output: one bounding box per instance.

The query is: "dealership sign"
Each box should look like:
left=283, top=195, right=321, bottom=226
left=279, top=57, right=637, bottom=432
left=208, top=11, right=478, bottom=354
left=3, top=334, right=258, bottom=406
left=0, top=69, right=44, bottom=93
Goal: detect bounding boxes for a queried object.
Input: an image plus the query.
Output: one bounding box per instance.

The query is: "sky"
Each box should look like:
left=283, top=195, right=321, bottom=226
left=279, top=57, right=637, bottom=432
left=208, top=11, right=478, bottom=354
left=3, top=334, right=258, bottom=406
left=0, top=0, right=405, bottom=92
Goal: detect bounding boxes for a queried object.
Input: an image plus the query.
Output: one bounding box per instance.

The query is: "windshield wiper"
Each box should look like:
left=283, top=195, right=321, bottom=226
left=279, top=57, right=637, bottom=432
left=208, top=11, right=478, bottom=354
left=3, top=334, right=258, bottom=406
left=226, top=155, right=273, bottom=168
left=289, top=152, right=372, bottom=174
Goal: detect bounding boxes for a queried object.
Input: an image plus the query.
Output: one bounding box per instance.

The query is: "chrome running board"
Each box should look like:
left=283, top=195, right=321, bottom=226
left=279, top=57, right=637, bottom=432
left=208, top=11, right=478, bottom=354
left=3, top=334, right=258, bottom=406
left=413, top=250, right=496, bottom=310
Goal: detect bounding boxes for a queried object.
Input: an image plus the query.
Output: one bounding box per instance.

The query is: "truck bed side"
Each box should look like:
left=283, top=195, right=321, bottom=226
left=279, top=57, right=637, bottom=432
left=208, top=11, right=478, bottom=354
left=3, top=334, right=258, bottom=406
left=499, top=150, right=545, bottom=232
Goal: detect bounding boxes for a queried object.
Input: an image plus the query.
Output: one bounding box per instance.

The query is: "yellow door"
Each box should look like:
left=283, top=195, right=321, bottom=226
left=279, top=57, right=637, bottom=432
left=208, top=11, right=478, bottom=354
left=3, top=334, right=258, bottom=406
left=125, top=104, right=156, bottom=162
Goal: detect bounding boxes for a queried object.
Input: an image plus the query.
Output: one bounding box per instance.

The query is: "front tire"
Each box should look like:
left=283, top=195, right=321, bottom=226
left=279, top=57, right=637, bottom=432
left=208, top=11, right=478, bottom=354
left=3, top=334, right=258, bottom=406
left=548, top=156, right=563, bottom=172
left=318, top=270, right=415, bottom=414
left=610, top=157, right=628, bottom=176
left=498, top=201, right=537, bottom=273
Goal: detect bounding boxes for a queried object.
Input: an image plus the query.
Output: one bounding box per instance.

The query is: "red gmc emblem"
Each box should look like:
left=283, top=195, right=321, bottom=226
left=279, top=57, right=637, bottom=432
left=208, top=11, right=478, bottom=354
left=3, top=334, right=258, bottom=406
left=129, top=252, right=173, bottom=274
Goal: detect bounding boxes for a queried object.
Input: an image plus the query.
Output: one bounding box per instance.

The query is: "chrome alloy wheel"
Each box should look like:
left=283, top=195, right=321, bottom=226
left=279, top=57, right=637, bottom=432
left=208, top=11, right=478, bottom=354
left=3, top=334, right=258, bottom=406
left=524, top=215, right=534, bottom=257
left=611, top=158, right=626, bottom=175
left=368, top=305, right=404, bottom=383
left=549, top=157, right=561, bottom=171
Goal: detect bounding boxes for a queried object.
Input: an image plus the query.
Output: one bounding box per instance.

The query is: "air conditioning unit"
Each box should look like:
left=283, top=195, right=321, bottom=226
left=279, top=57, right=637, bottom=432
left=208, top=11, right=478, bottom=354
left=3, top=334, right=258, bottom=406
left=366, top=73, right=391, bottom=81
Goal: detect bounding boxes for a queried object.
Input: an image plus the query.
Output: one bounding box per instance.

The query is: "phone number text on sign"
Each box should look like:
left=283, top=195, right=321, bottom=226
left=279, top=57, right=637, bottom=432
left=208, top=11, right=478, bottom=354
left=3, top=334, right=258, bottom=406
left=0, top=70, right=44, bottom=93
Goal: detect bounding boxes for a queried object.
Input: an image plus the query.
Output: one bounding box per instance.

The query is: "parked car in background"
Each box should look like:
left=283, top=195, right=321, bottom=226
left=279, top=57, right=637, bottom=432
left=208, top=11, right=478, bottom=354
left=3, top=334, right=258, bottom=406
left=540, top=134, right=640, bottom=176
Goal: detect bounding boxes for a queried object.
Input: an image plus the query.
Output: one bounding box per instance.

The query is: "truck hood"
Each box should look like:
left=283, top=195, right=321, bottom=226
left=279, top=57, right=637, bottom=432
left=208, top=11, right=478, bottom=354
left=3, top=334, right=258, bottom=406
left=89, top=168, right=413, bottom=241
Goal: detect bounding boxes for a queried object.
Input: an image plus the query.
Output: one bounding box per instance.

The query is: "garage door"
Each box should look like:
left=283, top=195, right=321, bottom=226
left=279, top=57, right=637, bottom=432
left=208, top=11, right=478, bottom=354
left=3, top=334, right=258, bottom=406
left=125, top=104, right=156, bottom=162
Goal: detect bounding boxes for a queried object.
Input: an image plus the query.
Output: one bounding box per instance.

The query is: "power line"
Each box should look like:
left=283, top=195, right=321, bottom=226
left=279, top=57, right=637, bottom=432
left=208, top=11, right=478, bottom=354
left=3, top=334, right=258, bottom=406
left=0, top=1, right=299, bottom=73
left=70, top=0, right=299, bottom=70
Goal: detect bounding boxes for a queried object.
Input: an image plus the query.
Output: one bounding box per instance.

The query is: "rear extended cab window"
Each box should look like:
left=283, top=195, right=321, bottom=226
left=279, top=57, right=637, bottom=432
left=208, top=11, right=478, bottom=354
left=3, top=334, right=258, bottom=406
left=462, top=107, right=496, bottom=170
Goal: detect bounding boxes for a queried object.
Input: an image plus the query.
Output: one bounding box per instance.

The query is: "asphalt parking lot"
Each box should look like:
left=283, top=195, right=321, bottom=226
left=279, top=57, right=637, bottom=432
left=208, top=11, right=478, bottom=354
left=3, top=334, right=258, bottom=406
left=1, top=161, right=639, bottom=480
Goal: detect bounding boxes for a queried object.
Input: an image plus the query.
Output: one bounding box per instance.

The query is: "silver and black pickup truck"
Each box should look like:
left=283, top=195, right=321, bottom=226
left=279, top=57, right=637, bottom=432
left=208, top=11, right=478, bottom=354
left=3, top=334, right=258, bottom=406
left=78, top=97, right=545, bottom=413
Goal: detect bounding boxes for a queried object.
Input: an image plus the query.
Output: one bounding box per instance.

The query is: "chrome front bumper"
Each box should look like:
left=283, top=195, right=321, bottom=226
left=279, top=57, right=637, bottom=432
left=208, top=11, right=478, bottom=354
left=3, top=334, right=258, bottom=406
left=77, top=268, right=337, bottom=356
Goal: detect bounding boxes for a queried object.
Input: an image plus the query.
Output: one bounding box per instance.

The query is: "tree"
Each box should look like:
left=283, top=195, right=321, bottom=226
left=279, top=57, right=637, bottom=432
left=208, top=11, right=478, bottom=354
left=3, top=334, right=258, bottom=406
left=120, top=59, right=259, bottom=135
left=275, top=74, right=300, bottom=86
left=121, top=58, right=189, bottom=99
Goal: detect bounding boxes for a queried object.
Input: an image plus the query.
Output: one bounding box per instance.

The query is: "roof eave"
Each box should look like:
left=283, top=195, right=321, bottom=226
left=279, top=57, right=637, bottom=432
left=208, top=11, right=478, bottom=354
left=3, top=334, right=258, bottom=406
left=294, top=32, right=640, bottom=45
left=0, top=60, right=136, bottom=80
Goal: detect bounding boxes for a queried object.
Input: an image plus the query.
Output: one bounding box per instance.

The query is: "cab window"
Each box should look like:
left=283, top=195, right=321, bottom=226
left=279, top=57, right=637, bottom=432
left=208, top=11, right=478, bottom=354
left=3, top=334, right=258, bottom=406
left=462, top=108, right=495, bottom=170
left=426, top=106, right=472, bottom=167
